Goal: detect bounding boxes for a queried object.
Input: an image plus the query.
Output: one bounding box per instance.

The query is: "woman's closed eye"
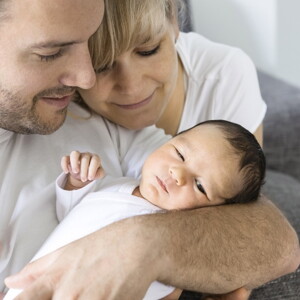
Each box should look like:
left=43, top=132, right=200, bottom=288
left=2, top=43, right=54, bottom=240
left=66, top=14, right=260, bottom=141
left=195, top=179, right=207, bottom=195
left=137, top=45, right=160, bottom=57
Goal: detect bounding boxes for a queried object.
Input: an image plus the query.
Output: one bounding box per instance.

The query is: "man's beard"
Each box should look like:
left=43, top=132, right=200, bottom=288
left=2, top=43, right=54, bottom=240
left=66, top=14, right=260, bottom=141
left=0, top=86, right=74, bottom=135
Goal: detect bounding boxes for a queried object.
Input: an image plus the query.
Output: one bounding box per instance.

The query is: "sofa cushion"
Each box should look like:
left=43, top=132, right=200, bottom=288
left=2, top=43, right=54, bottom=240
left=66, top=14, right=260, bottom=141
left=258, top=71, right=300, bottom=182
left=263, top=170, right=300, bottom=235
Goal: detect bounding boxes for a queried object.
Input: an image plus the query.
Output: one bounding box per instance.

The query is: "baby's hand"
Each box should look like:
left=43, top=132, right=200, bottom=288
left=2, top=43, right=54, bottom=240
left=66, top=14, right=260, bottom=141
left=61, top=151, right=105, bottom=190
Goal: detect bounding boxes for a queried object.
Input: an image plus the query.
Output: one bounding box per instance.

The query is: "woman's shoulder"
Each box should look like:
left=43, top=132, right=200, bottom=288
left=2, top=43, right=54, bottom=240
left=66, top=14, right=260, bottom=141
left=176, top=32, right=252, bottom=79
left=177, top=31, right=240, bottom=58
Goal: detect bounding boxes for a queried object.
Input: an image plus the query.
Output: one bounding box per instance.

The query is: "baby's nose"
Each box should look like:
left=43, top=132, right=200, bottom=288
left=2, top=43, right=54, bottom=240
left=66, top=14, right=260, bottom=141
left=170, top=167, right=186, bottom=186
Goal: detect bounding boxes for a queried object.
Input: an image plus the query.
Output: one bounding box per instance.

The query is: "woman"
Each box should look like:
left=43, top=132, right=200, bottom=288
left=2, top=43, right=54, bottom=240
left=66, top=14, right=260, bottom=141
left=82, top=0, right=266, bottom=142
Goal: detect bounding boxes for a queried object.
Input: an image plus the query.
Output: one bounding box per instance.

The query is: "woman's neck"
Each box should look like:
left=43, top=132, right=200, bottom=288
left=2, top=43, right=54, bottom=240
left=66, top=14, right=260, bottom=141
left=156, top=56, right=185, bottom=136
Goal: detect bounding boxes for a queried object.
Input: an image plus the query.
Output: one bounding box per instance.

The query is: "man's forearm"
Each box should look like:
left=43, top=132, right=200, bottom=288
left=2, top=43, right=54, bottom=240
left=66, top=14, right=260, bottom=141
left=133, top=195, right=299, bottom=293
left=5, top=196, right=299, bottom=299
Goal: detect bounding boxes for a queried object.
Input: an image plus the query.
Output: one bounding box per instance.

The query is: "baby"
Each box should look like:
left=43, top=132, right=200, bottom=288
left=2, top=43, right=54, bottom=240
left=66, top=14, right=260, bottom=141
left=62, top=119, right=266, bottom=210
left=5, top=120, right=266, bottom=300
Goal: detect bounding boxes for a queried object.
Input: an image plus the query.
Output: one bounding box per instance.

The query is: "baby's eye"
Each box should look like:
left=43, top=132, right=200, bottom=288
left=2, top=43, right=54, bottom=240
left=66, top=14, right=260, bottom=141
left=175, top=147, right=184, bottom=161
left=195, top=179, right=206, bottom=195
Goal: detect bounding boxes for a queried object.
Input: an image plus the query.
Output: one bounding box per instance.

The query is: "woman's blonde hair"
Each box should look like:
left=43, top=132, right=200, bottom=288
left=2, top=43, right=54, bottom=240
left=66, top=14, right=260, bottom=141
left=89, top=0, right=184, bottom=72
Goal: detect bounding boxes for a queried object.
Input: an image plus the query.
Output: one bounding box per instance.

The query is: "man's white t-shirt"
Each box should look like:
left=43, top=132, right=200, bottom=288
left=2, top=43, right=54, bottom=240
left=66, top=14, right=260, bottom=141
left=0, top=103, right=167, bottom=292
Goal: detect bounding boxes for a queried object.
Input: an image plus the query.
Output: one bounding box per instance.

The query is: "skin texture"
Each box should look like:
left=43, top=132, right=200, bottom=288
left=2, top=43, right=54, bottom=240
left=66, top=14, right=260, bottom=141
left=61, top=125, right=242, bottom=210
left=79, top=23, right=180, bottom=132
left=0, top=0, right=104, bottom=134
left=5, top=201, right=299, bottom=300
left=139, top=125, right=241, bottom=210
left=201, top=287, right=252, bottom=300
left=61, top=150, right=105, bottom=190
left=3, top=1, right=300, bottom=299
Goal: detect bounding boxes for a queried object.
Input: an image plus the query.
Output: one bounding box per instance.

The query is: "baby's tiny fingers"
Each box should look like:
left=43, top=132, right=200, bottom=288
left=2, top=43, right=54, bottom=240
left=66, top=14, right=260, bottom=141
left=69, top=150, right=81, bottom=173
left=61, top=156, right=71, bottom=174
left=79, top=152, right=92, bottom=182
left=88, top=155, right=102, bottom=180
left=95, top=167, right=105, bottom=179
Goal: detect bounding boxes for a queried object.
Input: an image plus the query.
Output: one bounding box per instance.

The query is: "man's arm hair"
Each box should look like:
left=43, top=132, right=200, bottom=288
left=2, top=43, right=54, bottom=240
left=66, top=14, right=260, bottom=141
left=5, top=195, right=299, bottom=299
left=137, top=195, right=299, bottom=293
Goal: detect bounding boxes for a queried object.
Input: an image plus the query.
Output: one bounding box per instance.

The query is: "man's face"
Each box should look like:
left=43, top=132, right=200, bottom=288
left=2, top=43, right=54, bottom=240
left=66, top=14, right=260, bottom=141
left=0, top=0, right=104, bottom=134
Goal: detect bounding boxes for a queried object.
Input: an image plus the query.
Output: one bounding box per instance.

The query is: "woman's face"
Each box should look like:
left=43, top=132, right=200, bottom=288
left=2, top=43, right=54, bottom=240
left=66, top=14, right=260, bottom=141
left=79, top=23, right=179, bottom=130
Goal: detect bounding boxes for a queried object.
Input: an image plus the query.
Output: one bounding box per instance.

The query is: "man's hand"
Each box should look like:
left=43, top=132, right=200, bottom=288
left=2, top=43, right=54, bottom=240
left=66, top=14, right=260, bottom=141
left=5, top=217, right=159, bottom=300
left=61, top=150, right=104, bottom=190
left=202, top=287, right=251, bottom=300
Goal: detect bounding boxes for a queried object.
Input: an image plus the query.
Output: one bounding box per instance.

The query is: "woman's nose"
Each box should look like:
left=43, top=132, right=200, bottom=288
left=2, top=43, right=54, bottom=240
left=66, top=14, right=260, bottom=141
left=169, top=167, right=186, bottom=186
left=114, top=62, right=142, bottom=95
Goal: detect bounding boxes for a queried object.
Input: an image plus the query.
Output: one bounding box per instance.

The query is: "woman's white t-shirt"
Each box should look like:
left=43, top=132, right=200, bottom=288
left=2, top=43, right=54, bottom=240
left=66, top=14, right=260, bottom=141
left=176, top=32, right=267, bottom=133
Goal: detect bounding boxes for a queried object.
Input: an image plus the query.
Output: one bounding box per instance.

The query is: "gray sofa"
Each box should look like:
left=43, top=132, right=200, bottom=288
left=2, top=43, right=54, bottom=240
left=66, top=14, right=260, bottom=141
left=179, top=2, right=300, bottom=299
left=249, top=71, right=300, bottom=299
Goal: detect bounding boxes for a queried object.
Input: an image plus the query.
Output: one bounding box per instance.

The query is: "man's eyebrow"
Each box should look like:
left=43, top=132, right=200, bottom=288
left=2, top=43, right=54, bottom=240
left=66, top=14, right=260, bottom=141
left=30, top=41, right=79, bottom=49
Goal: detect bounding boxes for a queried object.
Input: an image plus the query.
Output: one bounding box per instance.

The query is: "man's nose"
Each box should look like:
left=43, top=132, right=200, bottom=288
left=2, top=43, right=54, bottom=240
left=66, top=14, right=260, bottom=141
left=59, top=44, right=96, bottom=90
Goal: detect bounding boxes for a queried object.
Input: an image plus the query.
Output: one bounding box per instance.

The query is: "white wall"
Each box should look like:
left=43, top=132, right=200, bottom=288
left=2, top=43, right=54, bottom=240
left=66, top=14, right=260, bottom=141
left=190, top=0, right=300, bottom=88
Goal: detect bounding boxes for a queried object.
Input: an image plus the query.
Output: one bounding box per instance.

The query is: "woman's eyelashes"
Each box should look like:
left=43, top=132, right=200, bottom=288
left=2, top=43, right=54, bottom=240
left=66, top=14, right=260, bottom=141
left=137, top=45, right=160, bottom=56
left=94, top=44, right=160, bottom=73
left=175, top=147, right=185, bottom=161
left=195, top=179, right=207, bottom=195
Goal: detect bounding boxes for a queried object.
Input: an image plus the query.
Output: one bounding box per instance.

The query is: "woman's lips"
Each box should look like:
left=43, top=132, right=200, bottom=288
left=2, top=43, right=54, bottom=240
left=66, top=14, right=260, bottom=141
left=114, top=94, right=153, bottom=110
left=156, top=176, right=168, bottom=193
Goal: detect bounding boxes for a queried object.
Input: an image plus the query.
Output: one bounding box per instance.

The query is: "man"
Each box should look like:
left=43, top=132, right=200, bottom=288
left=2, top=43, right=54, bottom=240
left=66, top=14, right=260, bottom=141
left=0, top=0, right=299, bottom=300
left=0, top=0, right=106, bottom=294
left=0, top=0, right=103, bottom=135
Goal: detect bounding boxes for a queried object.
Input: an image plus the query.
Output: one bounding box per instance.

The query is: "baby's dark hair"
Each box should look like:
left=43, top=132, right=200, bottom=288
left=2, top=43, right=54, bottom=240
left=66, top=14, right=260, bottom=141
left=178, top=120, right=266, bottom=204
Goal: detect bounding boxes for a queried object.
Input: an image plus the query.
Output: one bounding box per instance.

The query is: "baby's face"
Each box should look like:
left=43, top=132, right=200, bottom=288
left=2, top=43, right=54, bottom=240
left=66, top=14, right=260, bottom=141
left=140, top=125, right=242, bottom=210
